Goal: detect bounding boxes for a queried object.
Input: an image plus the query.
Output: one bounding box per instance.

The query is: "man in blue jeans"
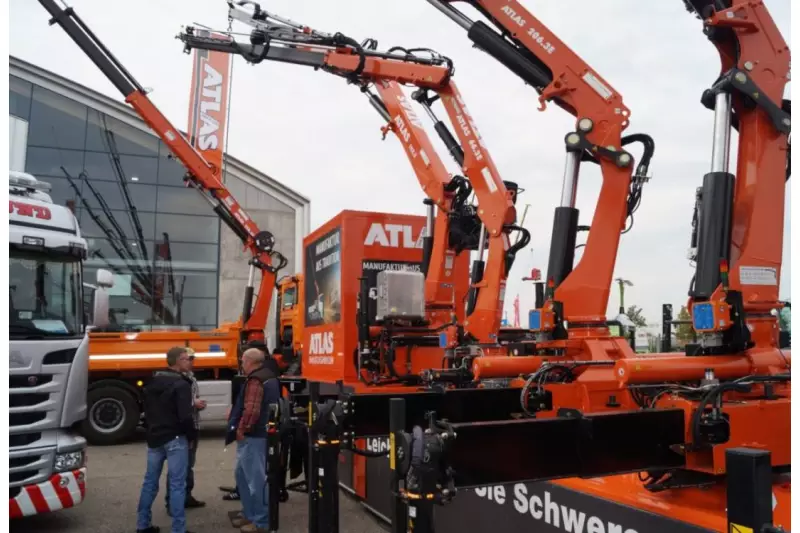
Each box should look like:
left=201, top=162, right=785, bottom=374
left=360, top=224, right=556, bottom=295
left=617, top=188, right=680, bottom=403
left=227, top=348, right=280, bottom=533
left=136, top=347, right=198, bottom=533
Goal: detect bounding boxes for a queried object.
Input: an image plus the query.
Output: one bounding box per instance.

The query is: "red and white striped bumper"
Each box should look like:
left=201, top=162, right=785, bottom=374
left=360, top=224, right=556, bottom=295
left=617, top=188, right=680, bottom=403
left=9, top=468, right=86, bottom=518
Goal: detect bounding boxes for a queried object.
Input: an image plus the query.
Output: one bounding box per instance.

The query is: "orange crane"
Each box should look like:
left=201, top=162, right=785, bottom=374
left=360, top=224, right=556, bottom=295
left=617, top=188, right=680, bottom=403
left=38, top=0, right=287, bottom=346
left=426, top=0, right=655, bottom=338
left=402, top=0, right=658, bottom=384
left=178, top=1, right=531, bottom=378
left=37, top=0, right=290, bottom=444
left=681, top=0, right=791, bottom=356
left=376, top=2, right=790, bottom=533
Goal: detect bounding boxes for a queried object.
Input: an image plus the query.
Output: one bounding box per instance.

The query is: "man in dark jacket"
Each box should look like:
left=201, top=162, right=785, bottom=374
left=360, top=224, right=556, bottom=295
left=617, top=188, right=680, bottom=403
left=136, top=347, right=198, bottom=533
left=165, top=352, right=206, bottom=513
left=227, top=348, right=281, bottom=533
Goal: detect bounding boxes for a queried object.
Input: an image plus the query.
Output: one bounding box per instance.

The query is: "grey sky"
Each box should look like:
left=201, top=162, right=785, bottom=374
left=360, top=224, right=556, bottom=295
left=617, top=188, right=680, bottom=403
left=11, top=0, right=791, bottom=326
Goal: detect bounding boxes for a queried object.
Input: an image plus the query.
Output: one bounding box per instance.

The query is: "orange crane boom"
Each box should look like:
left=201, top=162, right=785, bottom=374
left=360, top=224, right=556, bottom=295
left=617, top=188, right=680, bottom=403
left=179, top=4, right=529, bottom=345
left=426, top=0, right=655, bottom=330
left=38, top=0, right=288, bottom=346
left=682, top=0, right=790, bottom=354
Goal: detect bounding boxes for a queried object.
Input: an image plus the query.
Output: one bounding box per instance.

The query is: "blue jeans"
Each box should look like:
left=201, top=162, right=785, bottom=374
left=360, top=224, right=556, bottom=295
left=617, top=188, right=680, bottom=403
left=235, top=436, right=268, bottom=529
left=136, top=436, right=189, bottom=533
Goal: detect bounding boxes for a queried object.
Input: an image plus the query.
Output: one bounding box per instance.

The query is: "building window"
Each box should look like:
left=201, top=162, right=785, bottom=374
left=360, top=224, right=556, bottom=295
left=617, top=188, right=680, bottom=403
left=156, top=185, right=213, bottom=214
left=25, top=146, right=85, bottom=178
left=79, top=209, right=156, bottom=242
left=79, top=180, right=157, bottom=212
left=84, top=235, right=220, bottom=330
left=28, top=86, right=88, bottom=151
left=37, top=176, right=80, bottom=207
left=83, top=151, right=158, bottom=184
left=10, top=75, right=32, bottom=120
left=9, top=116, right=29, bottom=172
left=156, top=213, right=220, bottom=244
left=17, top=75, right=229, bottom=331
left=157, top=145, right=188, bottom=186
left=85, top=110, right=159, bottom=157
left=175, top=298, right=218, bottom=326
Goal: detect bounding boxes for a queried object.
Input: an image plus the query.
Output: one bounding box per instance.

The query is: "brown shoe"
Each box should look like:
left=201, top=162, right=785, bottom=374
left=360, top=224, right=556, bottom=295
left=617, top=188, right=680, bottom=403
left=229, top=511, right=251, bottom=528
left=239, top=524, right=269, bottom=533
left=232, top=517, right=251, bottom=528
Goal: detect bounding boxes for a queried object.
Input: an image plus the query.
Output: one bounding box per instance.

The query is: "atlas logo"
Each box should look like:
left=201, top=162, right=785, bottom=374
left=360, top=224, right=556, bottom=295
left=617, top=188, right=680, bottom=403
left=364, top=223, right=424, bottom=249
left=396, top=95, right=424, bottom=129
left=501, top=5, right=527, bottom=27
left=10, top=200, right=52, bottom=220
left=456, top=112, right=472, bottom=138
left=308, top=331, right=334, bottom=356
left=196, top=62, right=224, bottom=151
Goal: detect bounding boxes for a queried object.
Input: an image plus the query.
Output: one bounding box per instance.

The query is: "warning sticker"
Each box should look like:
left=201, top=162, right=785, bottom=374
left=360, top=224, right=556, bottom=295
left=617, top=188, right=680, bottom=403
left=739, top=266, right=778, bottom=286
left=729, top=524, right=753, bottom=533
left=582, top=71, right=613, bottom=101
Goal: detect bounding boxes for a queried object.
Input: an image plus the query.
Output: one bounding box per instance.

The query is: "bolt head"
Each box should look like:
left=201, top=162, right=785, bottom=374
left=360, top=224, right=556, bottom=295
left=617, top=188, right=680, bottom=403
left=783, top=117, right=791, bottom=127
left=744, top=61, right=754, bottom=71
left=618, top=153, right=632, bottom=165
left=578, top=118, right=593, bottom=132
left=735, top=72, right=747, bottom=84
left=566, top=133, right=581, bottom=146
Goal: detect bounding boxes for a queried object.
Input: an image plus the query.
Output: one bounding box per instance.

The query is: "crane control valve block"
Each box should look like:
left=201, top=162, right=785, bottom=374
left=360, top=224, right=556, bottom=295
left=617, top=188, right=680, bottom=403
left=692, top=301, right=732, bottom=333
left=528, top=308, right=555, bottom=332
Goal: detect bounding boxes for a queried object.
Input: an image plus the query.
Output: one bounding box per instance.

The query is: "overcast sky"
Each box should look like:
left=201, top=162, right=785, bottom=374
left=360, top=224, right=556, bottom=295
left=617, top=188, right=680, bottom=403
left=10, top=0, right=791, bottom=327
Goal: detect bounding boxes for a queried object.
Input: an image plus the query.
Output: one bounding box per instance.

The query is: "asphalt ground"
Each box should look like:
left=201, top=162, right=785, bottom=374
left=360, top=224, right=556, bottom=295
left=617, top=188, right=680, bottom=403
left=12, top=426, right=387, bottom=533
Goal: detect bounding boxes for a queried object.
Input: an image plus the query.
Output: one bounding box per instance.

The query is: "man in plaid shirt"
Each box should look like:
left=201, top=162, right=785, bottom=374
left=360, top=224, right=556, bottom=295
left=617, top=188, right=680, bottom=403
left=226, top=348, right=280, bottom=532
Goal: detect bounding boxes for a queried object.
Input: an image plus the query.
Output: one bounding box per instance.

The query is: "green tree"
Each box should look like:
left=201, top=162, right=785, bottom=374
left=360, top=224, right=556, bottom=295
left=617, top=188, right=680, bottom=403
left=779, top=305, right=791, bottom=332
left=675, top=305, right=694, bottom=343
left=625, top=305, right=647, bottom=328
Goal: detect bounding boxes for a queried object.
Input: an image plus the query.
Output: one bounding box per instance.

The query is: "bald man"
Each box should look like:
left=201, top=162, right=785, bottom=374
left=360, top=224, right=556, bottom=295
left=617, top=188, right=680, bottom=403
left=226, top=348, right=280, bottom=532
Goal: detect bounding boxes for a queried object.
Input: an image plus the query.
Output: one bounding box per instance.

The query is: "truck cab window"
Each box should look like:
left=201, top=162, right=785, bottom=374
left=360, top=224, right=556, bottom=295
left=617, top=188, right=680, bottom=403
left=283, top=286, right=297, bottom=308
left=9, top=251, right=81, bottom=337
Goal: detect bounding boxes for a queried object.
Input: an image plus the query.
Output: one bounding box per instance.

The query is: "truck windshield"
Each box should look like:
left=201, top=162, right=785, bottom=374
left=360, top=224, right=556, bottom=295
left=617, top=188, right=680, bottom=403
left=9, top=250, right=82, bottom=338
left=283, top=286, right=297, bottom=308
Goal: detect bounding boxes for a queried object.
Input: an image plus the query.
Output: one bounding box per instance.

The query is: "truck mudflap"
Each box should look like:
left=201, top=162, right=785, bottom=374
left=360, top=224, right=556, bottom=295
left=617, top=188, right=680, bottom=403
left=9, top=467, right=86, bottom=518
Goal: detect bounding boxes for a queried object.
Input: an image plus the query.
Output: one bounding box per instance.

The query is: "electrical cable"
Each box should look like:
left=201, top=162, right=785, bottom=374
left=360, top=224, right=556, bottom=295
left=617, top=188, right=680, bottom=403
left=690, top=374, right=790, bottom=448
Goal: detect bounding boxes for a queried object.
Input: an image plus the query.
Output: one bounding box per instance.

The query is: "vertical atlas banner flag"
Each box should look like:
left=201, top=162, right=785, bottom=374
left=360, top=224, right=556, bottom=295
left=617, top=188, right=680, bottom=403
left=187, top=29, right=232, bottom=173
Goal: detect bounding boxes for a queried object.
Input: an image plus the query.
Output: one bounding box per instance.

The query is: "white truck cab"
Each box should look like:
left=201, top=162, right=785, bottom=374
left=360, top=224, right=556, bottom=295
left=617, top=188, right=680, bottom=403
left=9, top=170, right=112, bottom=518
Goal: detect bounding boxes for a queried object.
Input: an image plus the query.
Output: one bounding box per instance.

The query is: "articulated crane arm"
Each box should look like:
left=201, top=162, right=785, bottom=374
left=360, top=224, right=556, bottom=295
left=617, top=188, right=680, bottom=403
left=179, top=2, right=528, bottom=344
left=681, top=0, right=790, bottom=354
left=38, top=0, right=288, bottom=346
left=427, top=0, right=655, bottom=329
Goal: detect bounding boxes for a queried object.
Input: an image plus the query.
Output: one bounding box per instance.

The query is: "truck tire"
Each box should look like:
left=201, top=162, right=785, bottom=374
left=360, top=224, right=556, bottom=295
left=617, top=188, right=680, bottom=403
left=82, top=385, right=140, bottom=445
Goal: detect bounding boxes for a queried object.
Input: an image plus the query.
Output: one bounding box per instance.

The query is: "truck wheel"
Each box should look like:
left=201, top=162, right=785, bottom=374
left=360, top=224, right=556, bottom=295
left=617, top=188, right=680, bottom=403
left=82, top=386, right=140, bottom=445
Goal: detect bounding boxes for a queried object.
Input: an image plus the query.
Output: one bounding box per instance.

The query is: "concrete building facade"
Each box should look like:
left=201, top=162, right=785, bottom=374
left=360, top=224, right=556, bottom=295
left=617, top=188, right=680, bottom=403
left=10, top=56, right=310, bottom=344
